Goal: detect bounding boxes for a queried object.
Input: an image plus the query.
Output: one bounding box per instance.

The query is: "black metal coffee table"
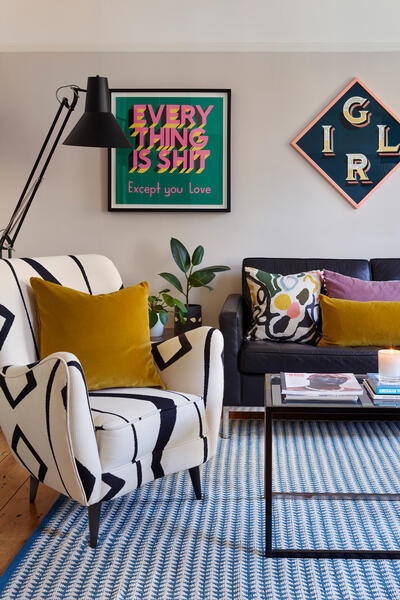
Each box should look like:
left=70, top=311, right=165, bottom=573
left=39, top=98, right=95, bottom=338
left=264, top=373, right=400, bottom=559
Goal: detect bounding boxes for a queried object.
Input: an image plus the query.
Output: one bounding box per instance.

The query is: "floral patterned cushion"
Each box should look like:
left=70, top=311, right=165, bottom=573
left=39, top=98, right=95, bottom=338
left=245, top=267, right=323, bottom=344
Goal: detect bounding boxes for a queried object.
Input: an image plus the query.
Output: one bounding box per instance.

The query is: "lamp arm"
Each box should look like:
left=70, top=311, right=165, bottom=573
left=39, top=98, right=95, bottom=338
left=0, top=88, right=80, bottom=259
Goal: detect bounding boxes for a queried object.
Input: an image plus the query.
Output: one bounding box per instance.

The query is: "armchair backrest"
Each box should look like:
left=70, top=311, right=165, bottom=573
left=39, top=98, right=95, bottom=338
left=0, top=255, right=123, bottom=367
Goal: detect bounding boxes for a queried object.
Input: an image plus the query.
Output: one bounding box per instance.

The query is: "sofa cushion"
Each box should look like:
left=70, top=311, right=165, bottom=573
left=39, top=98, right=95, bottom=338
left=239, top=340, right=379, bottom=375
left=319, top=295, right=400, bottom=347
left=89, top=387, right=207, bottom=472
left=245, top=267, right=322, bottom=344
left=371, top=259, right=400, bottom=281
left=324, top=269, right=400, bottom=301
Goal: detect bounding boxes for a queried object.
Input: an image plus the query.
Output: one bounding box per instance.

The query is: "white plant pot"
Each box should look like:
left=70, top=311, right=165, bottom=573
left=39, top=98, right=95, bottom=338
left=150, top=316, right=165, bottom=339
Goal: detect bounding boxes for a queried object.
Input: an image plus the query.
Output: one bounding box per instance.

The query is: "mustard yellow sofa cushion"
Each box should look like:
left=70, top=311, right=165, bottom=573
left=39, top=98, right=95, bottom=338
left=319, top=294, right=400, bottom=347
left=30, top=277, right=164, bottom=391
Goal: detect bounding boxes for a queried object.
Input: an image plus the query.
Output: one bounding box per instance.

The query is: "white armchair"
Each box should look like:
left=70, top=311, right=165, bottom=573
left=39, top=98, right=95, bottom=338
left=0, top=255, right=224, bottom=547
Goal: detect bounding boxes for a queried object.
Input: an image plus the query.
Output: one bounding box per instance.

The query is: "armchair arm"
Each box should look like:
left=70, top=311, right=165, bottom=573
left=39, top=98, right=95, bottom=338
left=152, top=326, right=224, bottom=457
left=218, top=294, right=244, bottom=406
left=0, top=353, right=102, bottom=506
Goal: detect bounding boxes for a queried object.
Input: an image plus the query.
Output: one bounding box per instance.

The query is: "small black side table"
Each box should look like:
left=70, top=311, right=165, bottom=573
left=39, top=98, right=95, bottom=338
left=264, top=373, right=400, bottom=559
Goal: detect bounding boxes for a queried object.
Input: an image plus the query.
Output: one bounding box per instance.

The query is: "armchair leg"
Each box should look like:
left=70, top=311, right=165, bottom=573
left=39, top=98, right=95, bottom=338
left=220, top=406, right=231, bottom=438
left=189, top=466, right=202, bottom=500
left=29, top=475, right=39, bottom=503
left=88, top=502, right=102, bottom=548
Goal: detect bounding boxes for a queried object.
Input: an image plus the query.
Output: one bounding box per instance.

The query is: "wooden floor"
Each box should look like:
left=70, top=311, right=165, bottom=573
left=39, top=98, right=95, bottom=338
left=0, top=429, right=59, bottom=575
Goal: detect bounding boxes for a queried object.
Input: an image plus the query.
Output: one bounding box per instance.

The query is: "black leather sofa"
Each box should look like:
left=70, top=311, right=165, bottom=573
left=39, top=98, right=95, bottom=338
left=219, top=257, right=400, bottom=408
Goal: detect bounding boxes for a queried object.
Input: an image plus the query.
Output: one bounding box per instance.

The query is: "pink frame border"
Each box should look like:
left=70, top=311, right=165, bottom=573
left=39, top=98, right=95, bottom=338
left=291, top=77, right=400, bottom=209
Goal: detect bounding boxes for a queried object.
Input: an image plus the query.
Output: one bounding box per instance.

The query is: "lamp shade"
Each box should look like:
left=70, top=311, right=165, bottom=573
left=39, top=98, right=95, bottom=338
left=63, top=76, right=131, bottom=148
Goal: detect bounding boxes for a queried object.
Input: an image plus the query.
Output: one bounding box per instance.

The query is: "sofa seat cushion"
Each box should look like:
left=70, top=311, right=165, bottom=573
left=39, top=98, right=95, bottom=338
left=240, top=340, right=379, bottom=375
left=89, top=387, right=207, bottom=471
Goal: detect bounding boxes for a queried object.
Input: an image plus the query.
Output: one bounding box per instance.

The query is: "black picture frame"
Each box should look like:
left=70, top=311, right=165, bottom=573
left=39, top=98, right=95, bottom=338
left=108, top=88, right=231, bottom=212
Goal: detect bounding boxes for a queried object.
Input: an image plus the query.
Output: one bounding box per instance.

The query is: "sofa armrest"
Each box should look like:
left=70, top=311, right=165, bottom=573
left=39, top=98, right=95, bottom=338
left=219, top=294, right=244, bottom=406
left=0, top=352, right=102, bottom=506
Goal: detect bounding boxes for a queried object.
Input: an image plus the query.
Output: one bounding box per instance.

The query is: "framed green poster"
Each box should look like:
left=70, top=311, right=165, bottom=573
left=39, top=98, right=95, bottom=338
left=108, top=89, right=231, bottom=212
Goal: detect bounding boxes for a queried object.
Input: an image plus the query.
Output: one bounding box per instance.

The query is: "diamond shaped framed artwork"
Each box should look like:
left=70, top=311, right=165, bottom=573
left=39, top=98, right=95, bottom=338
left=291, top=78, right=400, bottom=208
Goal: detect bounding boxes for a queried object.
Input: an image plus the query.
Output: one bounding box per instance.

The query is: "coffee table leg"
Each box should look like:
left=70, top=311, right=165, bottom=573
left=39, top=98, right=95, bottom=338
left=265, top=406, right=273, bottom=557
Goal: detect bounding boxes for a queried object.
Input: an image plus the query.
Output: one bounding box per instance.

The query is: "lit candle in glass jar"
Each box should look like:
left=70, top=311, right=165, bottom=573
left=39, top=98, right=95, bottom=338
left=378, top=349, right=400, bottom=382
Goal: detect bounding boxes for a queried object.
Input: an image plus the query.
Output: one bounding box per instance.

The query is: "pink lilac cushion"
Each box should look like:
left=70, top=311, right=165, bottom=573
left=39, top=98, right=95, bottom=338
left=324, top=269, right=400, bottom=301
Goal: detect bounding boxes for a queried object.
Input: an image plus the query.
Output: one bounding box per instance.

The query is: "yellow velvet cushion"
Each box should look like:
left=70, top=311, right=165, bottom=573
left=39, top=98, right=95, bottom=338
left=319, top=294, right=400, bottom=347
left=30, top=278, right=165, bottom=391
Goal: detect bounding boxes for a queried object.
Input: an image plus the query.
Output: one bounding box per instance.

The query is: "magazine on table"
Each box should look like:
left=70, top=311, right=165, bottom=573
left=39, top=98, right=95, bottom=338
left=367, top=373, right=400, bottom=395
left=281, top=372, right=363, bottom=398
left=283, top=394, right=359, bottom=403
left=364, top=380, right=400, bottom=405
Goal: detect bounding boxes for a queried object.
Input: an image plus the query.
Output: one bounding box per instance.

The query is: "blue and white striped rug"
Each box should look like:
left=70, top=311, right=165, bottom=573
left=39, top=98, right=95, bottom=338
left=1, top=420, right=400, bottom=599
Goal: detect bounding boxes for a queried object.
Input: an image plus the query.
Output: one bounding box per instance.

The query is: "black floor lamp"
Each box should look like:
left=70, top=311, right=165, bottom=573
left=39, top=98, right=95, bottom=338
left=0, top=75, right=131, bottom=259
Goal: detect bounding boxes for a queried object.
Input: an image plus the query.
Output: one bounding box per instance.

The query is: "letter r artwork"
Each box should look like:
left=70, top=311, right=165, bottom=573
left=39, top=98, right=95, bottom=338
left=291, top=78, right=400, bottom=208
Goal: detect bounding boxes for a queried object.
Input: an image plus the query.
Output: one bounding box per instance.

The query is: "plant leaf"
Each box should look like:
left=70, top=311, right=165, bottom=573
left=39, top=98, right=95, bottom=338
left=150, top=303, right=163, bottom=311
left=204, top=285, right=214, bottom=291
left=148, top=295, right=158, bottom=303
left=162, top=293, right=175, bottom=307
left=195, top=265, right=230, bottom=273
left=159, top=310, right=169, bottom=325
left=159, top=288, right=170, bottom=294
left=174, top=298, right=187, bottom=313
left=149, top=311, right=158, bottom=328
left=189, top=271, right=216, bottom=287
left=192, top=245, right=204, bottom=266
left=170, top=238, right=190, bottom=273
left=159, top=272, right=183, bottom=294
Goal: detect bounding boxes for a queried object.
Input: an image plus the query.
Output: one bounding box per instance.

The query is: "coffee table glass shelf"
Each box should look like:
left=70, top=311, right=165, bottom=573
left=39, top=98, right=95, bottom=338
left=264, top=373, right=400, bottom=559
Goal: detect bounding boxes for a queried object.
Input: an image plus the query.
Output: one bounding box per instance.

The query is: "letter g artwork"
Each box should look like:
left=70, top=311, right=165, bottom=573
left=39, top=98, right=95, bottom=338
left=291, top=78, right=400, bottom=208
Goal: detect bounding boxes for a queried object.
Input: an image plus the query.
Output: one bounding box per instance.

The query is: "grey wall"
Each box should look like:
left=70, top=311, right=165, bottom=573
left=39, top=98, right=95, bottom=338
left=1, top=52, right=400, bottom=325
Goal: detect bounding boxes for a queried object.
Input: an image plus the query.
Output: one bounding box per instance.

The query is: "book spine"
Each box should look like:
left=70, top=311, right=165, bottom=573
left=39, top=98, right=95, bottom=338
left=367, top=374, right=400, bottom=394
left=374, top=400, right=400, bottom=406
left=374, top=386, right=400, bottom=395
left=281, top=391, right=359, bottom=397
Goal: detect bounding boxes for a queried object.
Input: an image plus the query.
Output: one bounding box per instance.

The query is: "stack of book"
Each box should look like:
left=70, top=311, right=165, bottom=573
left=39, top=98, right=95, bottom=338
left=281, top=372, right=363, bottom=403
left=364, top=373, right=400, bottom=406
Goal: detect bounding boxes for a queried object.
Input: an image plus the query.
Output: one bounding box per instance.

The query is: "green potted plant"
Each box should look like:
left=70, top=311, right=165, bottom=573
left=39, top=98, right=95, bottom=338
left=148, top=289, right=187, bottom=339
left=159, top=238, right=230, bottom=334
